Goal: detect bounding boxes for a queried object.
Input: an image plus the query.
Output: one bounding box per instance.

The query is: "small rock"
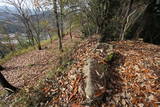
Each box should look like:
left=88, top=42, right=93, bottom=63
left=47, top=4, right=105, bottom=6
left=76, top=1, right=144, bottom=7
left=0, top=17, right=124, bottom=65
left=134, top=65, right=140, bottom=71
left=122, top=99, right=126, bottom=106
left=147, top=94, right=154, bottom=102
left=138, top=103, right=144, bottom=107
left=94, top=43, right=114, bottom=52
left=82, top=58, right=108, bottom=100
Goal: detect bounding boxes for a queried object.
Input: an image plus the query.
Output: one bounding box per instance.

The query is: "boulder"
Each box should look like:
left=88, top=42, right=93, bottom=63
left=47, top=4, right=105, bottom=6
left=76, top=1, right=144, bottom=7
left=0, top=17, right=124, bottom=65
left=82, top=58, right=108, bottom=100
left=94, top=43, right=114, bottom=52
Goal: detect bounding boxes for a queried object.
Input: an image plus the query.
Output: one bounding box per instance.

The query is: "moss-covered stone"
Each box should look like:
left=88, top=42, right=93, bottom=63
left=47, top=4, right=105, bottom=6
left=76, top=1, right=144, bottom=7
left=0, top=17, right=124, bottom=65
left=105, top=52, right=117, bottom=62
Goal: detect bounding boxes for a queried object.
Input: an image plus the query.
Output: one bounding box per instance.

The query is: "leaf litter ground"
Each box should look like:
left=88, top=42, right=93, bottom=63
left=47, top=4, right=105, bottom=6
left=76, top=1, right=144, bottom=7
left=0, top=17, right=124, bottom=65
left=42, top=37, right=160, bottom=107
left=0, top=35, right=160, bottom=107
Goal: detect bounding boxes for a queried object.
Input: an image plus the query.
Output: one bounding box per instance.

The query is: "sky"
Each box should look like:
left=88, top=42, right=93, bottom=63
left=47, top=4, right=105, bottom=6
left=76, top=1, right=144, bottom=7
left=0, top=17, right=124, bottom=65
left=0, top=1, right=10, bottom=7
left=0, top=0, right=51, bottom=10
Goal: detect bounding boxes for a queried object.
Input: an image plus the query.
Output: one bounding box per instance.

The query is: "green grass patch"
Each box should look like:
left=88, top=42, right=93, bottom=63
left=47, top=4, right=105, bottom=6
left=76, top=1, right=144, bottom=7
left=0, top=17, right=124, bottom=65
left=105, top=52, right=117, bottom=62
left=0, top=46, right=35, bottom=64
left=41, top=35, right=58, bottom=46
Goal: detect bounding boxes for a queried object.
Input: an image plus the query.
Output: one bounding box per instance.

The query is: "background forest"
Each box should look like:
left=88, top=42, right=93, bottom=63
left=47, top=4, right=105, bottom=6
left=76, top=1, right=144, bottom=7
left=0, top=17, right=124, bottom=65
left=0, top=0, right=159, bottom=58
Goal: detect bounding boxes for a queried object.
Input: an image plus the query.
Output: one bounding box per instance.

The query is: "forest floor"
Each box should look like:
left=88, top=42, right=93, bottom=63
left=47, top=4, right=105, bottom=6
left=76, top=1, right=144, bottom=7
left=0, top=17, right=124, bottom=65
left=0, top=33, right=81, bottom=105
left=39, top=36, right=160, bottom=107
left=0, top=34, right=160, bottom=107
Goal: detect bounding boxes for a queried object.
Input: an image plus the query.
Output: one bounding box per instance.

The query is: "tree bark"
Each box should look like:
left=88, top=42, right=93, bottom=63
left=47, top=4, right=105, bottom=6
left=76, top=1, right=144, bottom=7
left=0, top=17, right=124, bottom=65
left=60, top=0, right=65, bottom=38
left=69, top=22, right=73, bottom=41
left=48, top=32, right=53, bottom=44
left=120, top=0, right=134, bottom=40
left=53, top=0, right=63, bottom=52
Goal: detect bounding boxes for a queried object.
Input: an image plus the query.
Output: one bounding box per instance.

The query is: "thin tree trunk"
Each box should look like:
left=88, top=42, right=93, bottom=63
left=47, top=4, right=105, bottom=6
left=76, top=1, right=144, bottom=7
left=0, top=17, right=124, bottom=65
left=37, top=42, right=42, bottom=50
left=37, top=33, right=42, bottom=50
left=53, top=0, right=63, bottom=52
left=7, top=34, right=15, bottom=52
left=69, top=22, right=73, bottom=41
left=120, top=0, right=134, bottom=40
left=60, top=0, right=64, bottom=38
left=15, top=33, right=24, bottom=48
left=26, top=33, right=32, bottom=46
left=48, top=32, right=53, bottom=44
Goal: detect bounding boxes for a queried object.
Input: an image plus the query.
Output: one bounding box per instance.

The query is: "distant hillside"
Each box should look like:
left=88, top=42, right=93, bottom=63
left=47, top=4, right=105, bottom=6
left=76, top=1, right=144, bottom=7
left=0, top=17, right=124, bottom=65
left=0, top=21, right=25, bottom=33
left=0, top=6, right=53, bottom=22
left=0, top=6, right=53, bottom=34
left=30, top=10, right=54, bottom=23
left=0, top=6, right=17, bottom=21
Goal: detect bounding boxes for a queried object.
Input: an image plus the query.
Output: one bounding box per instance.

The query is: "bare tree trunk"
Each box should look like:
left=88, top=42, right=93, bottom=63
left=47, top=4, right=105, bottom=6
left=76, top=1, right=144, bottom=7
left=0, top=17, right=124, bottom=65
left=7, top=34, right=15, bottom=52
left=26, top=32, right=32, bottom=46
left=120, top=0, right=134, bottom=40
left=0, top=66, right=19, bottom=93
left=48, top=32, right=53, bottom=44
left=69, top=21, right=73, bottom=41
left=53, top=0, right=63, bottom=52
left=36, top=32, right=42, bottom=50
left=60, top=0, right=64, bottom=38
left=15, top=33, right=24, bottom=48
left=37, top=41, right=42, bottom=50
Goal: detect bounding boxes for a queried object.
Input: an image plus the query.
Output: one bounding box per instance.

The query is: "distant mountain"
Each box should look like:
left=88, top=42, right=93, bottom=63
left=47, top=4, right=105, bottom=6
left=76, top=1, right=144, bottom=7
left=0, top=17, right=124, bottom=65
left=0, top=6, right=18, bottom=21
left=0, top=20, right=25, bottom=33
left=0, top=6, right=17, bottom=13
left=0, top=12, right=16, bottom=21
left=0, top=6, right=54, bottom=33
left=30, top=10, right=54, bottom=21
left=0, top=6, right=53, bottom=21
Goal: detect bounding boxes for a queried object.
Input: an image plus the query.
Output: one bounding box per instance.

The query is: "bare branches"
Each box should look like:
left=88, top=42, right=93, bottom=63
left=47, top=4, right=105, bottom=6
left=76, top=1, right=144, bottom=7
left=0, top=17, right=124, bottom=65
left=1, top=0, right=46, bottom=50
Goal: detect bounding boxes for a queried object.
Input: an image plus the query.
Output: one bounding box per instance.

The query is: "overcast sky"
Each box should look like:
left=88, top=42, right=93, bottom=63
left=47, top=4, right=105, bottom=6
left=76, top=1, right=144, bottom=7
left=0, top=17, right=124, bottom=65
left=0, top=1, right=10, bottom=7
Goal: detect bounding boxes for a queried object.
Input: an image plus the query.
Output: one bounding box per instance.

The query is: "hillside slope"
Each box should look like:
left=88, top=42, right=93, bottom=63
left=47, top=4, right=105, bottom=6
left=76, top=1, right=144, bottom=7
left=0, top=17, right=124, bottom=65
left=0, top=34, right=80, bottom=94
left=0, top=35, right=159, bottom=107
left=40, top=37, right=160, bottom=106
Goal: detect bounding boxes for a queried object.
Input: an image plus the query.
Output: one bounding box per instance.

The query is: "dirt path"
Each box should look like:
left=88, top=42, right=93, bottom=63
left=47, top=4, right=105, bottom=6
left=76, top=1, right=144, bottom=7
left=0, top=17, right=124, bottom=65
left=0, top=34, right=80, bottom=90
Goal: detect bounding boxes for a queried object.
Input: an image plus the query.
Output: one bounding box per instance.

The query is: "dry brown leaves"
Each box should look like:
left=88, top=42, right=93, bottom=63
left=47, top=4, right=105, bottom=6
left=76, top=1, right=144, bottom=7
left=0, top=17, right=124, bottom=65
left=43, top=38, right=160, bottom=106
left=111, top=40, right=160, bottom=106
left=3, top=34, right=157, bottom=107
left=0, top=35, right=80, bottom=91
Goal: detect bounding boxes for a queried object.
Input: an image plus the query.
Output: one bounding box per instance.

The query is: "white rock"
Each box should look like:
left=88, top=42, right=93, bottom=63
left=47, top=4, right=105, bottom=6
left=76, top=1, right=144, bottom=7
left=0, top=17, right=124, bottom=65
left=134, top=65, right=140, bottom=71
left=138, top=103, right=144, bottom=107
left=83, top=58, right=108, bottom=99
